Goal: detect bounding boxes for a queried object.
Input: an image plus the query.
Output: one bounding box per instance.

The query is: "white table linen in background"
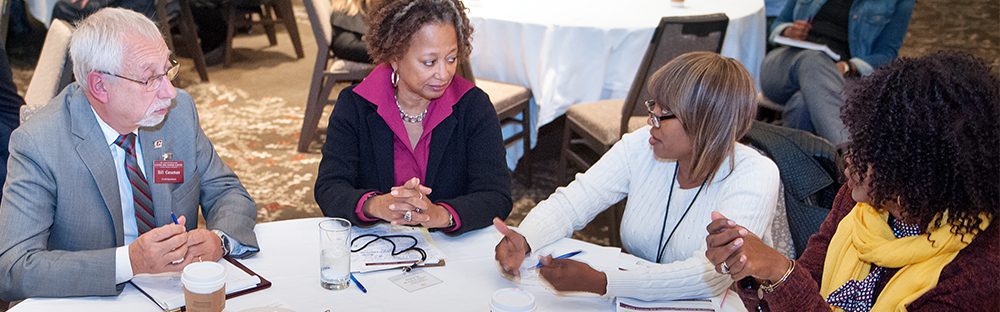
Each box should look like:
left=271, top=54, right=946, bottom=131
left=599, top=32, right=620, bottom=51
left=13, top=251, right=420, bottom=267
left=467, top=0, right=766, bottom=128
left=11, top=218, right=747, bottom=311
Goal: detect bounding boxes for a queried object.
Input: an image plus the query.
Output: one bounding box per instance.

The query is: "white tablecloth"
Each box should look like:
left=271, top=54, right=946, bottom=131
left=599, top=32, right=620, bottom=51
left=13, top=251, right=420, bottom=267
left=26, top=0, right=60, bottom=27
left=11, top=218, right=747, bottom=311
left=467, top=0, right=766, bottom=127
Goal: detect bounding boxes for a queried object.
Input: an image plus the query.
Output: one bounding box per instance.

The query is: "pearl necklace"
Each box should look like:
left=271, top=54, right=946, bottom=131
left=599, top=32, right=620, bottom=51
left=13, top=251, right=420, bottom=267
left=395, top=94, right=427, bottom=124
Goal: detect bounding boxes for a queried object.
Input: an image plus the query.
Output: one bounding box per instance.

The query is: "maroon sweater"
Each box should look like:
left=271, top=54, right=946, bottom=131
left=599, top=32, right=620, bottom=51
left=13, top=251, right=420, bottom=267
left=738, top=184, right=999, bottom=311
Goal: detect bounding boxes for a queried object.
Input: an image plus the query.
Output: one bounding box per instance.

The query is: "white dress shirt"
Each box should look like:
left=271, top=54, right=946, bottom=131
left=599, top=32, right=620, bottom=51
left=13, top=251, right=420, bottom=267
left=517, top=126, right=781, bottom=301
left=91, top=108, right=144, bottom=284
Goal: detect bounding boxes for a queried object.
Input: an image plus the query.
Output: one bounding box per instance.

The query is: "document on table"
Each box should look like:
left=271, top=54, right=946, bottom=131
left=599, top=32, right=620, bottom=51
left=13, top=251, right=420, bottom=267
left=773, top=35, right=841, bottom=61
left=515, top=238, right=622, bottom=294
left=350, top=225, right=447, bottom=273
left=615, top=297, right=719, bottom=312
left=130, top=258, right=263, bottom=311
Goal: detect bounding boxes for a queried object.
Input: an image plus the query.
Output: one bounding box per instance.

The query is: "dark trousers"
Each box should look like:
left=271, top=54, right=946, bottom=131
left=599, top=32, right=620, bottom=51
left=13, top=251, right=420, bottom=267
left=0, top=46, right=23, bottom=192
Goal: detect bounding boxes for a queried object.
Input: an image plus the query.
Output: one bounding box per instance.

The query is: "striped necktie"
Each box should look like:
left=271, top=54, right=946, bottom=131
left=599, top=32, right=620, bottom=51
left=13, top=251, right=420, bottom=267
left=114, top=133, right=155, bottom=234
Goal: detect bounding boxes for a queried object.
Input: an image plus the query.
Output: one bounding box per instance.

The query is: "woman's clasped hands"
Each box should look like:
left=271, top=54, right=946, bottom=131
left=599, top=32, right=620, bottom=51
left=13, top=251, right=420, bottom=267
left=704, top=211, right=791, bottom=283
left=362, top=177, right=453, bottom=229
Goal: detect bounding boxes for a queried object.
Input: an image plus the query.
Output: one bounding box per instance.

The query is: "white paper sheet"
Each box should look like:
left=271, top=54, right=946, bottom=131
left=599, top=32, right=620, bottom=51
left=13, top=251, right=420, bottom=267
left=130, top=259, right=261, bottom=310
left=514, top=238, right=622, bottom=294
left=773, top=36, right=842, bottom=61
left=350, top=225, right=447, bottom=273
left=615, top=296, right=719, bottom=312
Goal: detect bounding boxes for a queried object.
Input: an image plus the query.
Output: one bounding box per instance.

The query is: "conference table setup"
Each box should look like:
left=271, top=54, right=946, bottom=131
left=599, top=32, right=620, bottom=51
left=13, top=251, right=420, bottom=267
left=11, top=218, right=747, bottom=311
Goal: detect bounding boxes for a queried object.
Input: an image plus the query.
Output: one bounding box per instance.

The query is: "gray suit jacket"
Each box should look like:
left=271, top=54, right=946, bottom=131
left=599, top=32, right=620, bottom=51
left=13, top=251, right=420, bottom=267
left=0, top=83, right=258, bottom=300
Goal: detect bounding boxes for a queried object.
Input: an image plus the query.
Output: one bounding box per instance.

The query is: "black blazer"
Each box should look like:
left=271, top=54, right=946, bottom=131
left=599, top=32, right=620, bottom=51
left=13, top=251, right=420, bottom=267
left=315, top=85, right=512, bottom=235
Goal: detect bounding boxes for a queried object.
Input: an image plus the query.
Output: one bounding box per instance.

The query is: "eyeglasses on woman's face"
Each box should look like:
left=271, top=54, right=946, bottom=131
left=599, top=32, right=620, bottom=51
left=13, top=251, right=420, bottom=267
left=98, top=57, right=180, bottom=92
left=645, top=99, right=676, bottom=129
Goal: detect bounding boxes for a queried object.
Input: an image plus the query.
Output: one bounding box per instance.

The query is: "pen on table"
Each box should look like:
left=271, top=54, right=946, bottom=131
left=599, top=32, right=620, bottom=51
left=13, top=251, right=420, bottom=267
left=535, top=250, right=583, bottom=268
left=350, top=273, right=368, bottom=293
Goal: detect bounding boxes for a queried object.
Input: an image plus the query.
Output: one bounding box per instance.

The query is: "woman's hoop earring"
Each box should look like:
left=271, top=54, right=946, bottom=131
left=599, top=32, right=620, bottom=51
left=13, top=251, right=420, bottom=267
left=391, top=69, right=399, bottom=88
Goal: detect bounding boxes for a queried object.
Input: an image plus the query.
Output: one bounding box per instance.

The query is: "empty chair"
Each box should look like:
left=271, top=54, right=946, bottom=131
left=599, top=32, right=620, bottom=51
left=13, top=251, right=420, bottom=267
left=223, top=0, right=305, bottom=67
left=22, top=19, right=75, bottom=122
left=155, top=0, right=209, bottom=82
left=456, top=60, right=533, bottom=185
left=298, top=0, right=373, bottom=152
left=1, top=0, right=11, bottom=45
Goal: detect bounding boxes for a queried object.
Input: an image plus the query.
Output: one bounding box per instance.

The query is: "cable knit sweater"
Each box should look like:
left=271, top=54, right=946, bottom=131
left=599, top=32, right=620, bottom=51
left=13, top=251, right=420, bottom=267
left=517, top=127, right=780, bottom=301
left=737, top=184, right=1000, bottom=311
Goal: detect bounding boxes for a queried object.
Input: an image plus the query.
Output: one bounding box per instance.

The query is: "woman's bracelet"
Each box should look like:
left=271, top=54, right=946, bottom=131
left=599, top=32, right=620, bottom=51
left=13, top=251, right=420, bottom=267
left=760, top=259, right=795, bottom=294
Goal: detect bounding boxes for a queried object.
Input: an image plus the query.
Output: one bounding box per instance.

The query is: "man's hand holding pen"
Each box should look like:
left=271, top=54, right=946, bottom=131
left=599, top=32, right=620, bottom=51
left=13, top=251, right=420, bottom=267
left=128, top=215, right=191, bottom=274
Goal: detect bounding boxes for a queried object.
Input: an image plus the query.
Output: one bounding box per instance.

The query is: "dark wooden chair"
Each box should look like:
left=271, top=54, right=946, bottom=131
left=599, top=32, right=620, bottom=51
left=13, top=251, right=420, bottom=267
left=0, top=0, right=11, bottom=46
left=223, top=0, right=305, bottom=67
left=155, top=0, right=210, bottom=82
left=456, top=61, right=534, bottom=185
left=297, top=0, right=372, bottom=152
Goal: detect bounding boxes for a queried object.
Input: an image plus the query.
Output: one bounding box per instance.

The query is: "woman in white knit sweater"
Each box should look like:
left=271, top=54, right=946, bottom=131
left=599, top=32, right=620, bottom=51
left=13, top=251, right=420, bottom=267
left=494, top=52, right=780, bottom=301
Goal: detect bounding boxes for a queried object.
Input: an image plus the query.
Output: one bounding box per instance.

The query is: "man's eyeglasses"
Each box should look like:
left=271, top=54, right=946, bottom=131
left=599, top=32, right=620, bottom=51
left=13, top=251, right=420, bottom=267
left=645, top=99, right=676, bottom=128
left=98, top=57, right=179, bottom=92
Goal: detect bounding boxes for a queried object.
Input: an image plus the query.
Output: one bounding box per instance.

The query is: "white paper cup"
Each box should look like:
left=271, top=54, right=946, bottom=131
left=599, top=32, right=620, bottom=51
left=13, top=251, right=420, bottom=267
left=182, top=262, right=226, bottom=312
left=491, top=288, right=536, bottom=312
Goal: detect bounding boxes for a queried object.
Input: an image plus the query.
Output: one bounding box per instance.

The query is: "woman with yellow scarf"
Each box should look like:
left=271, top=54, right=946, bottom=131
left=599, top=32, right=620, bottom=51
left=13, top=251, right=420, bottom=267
left=704, top=51, right=998, bottom=312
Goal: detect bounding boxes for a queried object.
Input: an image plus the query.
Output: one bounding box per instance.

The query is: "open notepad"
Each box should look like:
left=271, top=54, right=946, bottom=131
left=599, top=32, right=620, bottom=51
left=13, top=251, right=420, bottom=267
left=350, top=225, right=446, bottom=273
left=774, top=35, right=841, bottom=61
left=130, top=257, right=271, bottom=311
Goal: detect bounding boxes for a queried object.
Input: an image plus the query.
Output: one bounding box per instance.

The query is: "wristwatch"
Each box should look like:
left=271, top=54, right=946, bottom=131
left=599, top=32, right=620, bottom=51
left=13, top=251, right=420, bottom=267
left=212, top=230, right=231, bottom=257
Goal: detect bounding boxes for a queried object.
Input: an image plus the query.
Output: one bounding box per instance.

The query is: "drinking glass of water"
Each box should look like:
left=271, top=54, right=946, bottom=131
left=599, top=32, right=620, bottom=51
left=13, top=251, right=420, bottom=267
left=319, top=218, right=352, bottom=290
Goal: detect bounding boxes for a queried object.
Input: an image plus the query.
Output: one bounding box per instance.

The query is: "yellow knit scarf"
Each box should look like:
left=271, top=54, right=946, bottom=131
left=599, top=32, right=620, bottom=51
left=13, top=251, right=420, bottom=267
left=820, top=203, right=988, bottom=312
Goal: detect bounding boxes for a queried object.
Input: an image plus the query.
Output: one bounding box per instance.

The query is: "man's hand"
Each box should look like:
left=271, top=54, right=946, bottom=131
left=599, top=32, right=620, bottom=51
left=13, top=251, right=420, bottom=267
left=782, top=20, right=812, bottom=40
left=493, top=218, right=530, bottom=278
left=538, top=256, right=608, bottom=295
left=186, top=229, right=224, bottom=263
left=129, top=215, right=191, bottom=275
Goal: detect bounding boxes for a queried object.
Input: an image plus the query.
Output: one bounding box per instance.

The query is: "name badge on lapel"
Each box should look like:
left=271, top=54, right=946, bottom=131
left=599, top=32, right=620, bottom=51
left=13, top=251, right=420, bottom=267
left=154, top=153, right=184, bottom=183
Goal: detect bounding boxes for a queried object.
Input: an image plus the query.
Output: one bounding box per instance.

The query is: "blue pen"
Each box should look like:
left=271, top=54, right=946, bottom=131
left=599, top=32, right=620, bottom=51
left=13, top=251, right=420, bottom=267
left=535, top=250, right=583, bottom=268
left=350, top=273, right=368, bottom=293
left=169, top=212, right=183, bottom=264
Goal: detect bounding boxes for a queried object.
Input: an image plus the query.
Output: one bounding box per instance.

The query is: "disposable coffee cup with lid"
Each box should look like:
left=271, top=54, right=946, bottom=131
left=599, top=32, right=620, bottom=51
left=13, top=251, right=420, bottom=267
left=182, top=261, right=227, bottom=312
left=182, top=261, right=226, bottom=293
left=491, top=288, right=536, bottom=312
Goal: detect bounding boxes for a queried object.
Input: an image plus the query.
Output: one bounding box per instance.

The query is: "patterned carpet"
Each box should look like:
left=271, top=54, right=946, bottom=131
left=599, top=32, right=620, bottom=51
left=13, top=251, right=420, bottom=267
left=6, top=0, right=998, bottom=247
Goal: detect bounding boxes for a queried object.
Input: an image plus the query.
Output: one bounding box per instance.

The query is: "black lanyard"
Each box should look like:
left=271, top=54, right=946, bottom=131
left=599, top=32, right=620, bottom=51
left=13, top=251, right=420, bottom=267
left=655, top=162, right=706, bottom=263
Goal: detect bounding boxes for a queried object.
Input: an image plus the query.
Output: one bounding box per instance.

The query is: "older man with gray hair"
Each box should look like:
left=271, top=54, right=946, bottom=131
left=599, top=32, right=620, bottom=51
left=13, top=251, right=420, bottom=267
left=0, top=8, right=258, bottom=300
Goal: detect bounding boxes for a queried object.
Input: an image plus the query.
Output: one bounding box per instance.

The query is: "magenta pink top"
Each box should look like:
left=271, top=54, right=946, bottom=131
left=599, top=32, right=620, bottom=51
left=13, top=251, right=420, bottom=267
left=350, top=64, right=474, bottom=232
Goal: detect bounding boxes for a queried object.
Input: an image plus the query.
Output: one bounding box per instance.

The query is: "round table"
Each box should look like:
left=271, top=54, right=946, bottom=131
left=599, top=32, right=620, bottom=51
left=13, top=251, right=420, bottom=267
left=466, top=0, right=767, bottom=127
left=10, top=218, right=747, bottom=311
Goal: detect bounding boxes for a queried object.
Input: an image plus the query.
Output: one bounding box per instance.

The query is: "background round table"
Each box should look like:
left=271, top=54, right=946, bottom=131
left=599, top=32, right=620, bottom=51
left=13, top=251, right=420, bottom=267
left=466, top=0, right=766, bottom=128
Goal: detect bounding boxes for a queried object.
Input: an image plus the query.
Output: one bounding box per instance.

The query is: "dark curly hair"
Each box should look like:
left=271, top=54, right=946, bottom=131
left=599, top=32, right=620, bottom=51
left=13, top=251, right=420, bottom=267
left=364, top=0, right=474, bottom=65
left=841, top=51, right=999, bottom=237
